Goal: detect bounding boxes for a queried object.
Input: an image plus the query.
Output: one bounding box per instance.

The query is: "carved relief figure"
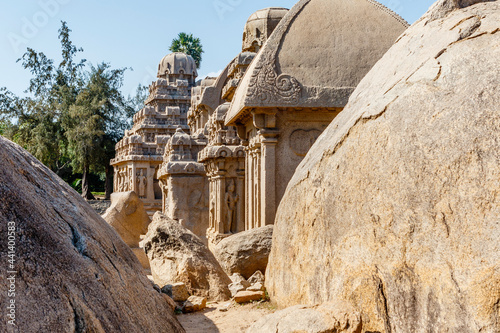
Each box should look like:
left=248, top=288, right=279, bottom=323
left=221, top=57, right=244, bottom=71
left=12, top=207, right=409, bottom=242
left=118, top=170, right=124, bottom=192
left=119, top=169, right=127, bottom=192
left=129, top=169, right=133, bottom=192
left=224, top=180, right=239, bottom=233
left=137, top=169, right=147, bottom=198
left=210, top=190, right=215, bottom=229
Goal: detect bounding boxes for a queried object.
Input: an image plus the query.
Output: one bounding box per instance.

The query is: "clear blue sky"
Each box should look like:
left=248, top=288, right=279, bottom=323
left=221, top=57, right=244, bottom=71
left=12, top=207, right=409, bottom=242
left=0, top=0, right=435, bottom=98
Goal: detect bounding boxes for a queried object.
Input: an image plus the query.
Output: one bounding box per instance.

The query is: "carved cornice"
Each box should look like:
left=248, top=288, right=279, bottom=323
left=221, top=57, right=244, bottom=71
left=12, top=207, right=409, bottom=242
left=110, top=155, right=163, bottom=166
left=198, top=145, right=245, bottom=163
left=157, top=161, right=206, bottom=178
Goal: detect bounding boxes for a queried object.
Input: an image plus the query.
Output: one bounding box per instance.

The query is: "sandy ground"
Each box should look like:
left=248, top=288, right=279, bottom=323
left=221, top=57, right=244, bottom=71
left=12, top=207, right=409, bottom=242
left=177, top=300, right=275, bottom=333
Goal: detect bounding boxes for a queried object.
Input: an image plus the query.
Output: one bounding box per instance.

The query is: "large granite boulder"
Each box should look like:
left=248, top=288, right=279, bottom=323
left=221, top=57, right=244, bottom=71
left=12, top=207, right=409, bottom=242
left=102, top=191, right=151, bottom=269
left=267, top=1, right=500, bottom=332
left=213, top=225, right=273, bottom=279
left=102, top=191, right=150, bottom=248
left=247, top=302, right=361, bottom=333
left=0, top=136, right=184, bottom=333
left=143, top=212, right=232, bottom=301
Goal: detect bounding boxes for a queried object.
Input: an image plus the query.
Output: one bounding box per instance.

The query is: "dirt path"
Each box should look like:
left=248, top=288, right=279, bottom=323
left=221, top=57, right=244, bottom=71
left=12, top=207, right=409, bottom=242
left=177, top=301, right=275, bottom=333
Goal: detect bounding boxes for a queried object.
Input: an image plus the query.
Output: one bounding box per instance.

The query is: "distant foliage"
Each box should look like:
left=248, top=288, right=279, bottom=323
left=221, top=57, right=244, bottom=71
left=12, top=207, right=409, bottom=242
left=0, top=21, right=133, bottom=200
left=125, top=84, right=149, bottom=128
left=169, top=32, right=204, bottom=68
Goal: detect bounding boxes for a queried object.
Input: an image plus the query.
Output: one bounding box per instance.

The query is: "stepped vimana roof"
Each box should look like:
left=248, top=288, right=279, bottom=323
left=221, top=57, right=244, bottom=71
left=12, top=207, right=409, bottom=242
left=226, top=0, right=409, bottom=125
left=111, top=54, right=196, bottom=166
left=157, top=52, right=198, bottom=79
left=243, top=7, right=290, bottom=52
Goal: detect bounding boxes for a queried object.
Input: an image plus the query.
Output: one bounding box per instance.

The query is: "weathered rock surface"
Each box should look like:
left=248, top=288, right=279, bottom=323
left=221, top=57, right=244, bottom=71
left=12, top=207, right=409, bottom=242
left=229, top=280, right=250, bottom=297
left=267, top=1, right=500, bottom=332
left=214, top=225, right=273, bottom=279
left=162, top=293, right=178, bottom=312
left=247, top=282, right=265, bottom=292
left=143, top=212, right=232, bottom=301
left=247, top=270, right=265, bottom=285
left=162, top=282, right=190, bottom=302
left=247, top=302, right=361, bottom=333
left=0, top=136, right=184, bottom=333
left=183, top=296, right=207, bottom=313
left=229, top=272, right=249, bottom=284
left=233, top=290, right=265, bottom=303
left=102, top=191, right=150, bottom=248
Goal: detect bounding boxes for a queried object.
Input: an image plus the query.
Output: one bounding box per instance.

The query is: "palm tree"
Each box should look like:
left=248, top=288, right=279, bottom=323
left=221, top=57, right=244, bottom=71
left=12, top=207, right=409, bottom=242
left=169, top=32, right=204, bottom=68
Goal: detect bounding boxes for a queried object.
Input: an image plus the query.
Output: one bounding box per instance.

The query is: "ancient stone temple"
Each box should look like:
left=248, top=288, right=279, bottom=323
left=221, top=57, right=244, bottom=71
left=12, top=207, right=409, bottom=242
left=242, top=7, right=290, bottom=53
left=112, top=2, right=409, bottom=246
left=225, top=0, right=409, bottom=228
left=198, top=103, right=245, bottom=238
left=111, top=52, right=197, bottom=214
left=196, top=8, right=290, bottom=246
left=157, top=127, right=208, bottom=243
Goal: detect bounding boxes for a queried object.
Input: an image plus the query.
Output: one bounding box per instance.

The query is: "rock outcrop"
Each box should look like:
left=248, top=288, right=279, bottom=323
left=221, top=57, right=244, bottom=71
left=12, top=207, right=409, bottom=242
left=182, top=296, right=207, bottom=313
left=234, top=291, right=265, bottom=304
left=0, top=136, right=184, bottom=333
left=143, top=212, right=232, bottom=301
left=214, top=225, right=273, bottom=279
left=247, top=302, right=361, bottom=333
left=103, top=191, right=151, bottom=270
left=267, top=1, right=500, bottom=332
left=102, top=191, right=150, bottom=248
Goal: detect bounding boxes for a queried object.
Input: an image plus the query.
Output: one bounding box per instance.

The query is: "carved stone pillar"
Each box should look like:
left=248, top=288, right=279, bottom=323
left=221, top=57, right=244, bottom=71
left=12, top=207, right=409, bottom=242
left=131, top=164, right=137, bottom=193
left=260, top=131, right=278, bottom=227
left=236, top=170, right=245, bottom=233
left=113, top=169, right=118, bottom=192
left=160, top=179, right=167, bottom=213
left=248, top=150, right=255, bottom=230
left=146, top=166, right=155, bottom=201
left=215, top=174, right=226, bottom=234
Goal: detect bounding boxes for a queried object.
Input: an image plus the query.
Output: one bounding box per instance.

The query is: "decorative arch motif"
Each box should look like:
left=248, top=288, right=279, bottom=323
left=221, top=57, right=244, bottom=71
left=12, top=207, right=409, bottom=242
left=247, top=47, right=301, bottom=105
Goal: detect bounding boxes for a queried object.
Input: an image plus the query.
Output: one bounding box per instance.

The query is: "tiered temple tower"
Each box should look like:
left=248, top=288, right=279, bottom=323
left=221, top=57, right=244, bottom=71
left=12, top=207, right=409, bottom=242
left=111, top=52, right=197, bottom=215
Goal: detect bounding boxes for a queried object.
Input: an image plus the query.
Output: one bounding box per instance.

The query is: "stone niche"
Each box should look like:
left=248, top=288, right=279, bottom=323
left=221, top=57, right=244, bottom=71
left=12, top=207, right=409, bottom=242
left=225, top=0, right=409, bottom=228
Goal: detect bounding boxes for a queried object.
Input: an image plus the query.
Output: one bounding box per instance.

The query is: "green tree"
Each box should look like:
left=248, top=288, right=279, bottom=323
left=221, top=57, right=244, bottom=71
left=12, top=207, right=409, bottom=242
left=125, top=84, right=148, bottom=128
left=64, top=63, right=128, bottom=200
left=169, top=32, right=204, bottom=68
left=0, top=22, right=84, bottom=172
left=0, top=21, right=132, bottom=200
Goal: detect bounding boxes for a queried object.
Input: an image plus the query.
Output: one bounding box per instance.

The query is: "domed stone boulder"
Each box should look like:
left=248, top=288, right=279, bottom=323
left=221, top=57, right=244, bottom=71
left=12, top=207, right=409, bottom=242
left=0, top=136, right=184, bottom=333
left=213, top=225, right=273, bottom=279
left=267, top=1, right=500, bottom=332
left=102, top=191, right=150, bottom=248
left=102, top=191, right=151, bottom=269
left=142, top=212, right=232, bottom=301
